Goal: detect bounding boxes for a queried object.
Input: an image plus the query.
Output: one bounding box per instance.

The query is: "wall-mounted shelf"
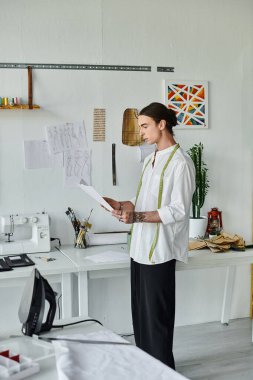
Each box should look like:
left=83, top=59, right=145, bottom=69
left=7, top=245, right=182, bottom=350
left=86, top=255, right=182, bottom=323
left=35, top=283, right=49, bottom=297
left=0, top=104, right=40, bottom=110
left=0, top=66, right=40, bottom=110
left=0, top=62, right=175, bottom=110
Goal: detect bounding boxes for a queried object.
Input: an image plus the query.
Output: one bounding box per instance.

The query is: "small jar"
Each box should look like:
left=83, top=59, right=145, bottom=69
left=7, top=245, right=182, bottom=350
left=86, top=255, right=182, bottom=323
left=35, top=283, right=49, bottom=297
left=74, top=226, right=87, bottom=249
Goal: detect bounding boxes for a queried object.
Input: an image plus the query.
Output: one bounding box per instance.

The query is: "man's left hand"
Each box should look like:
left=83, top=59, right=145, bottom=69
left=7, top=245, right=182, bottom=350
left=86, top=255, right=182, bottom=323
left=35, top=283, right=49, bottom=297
left=112, top=209, right=134, bottom=224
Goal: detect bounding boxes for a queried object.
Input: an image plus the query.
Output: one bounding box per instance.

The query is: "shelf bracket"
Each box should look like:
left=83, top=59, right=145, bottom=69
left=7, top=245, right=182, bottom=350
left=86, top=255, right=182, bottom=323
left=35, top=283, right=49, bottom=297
left=27, top=66, right=33, bottom=109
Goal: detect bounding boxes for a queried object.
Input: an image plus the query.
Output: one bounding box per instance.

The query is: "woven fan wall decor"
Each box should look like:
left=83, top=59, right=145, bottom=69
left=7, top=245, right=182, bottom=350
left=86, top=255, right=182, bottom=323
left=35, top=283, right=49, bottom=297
left=122, top=108, right=143, bottom=146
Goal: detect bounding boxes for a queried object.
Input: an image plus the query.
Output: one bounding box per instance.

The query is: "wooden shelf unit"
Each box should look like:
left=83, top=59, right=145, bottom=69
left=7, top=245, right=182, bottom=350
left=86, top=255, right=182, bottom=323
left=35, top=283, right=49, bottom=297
left=0, top=66, right=40, bottom=110
left=0, top=104, right=40, bottom=110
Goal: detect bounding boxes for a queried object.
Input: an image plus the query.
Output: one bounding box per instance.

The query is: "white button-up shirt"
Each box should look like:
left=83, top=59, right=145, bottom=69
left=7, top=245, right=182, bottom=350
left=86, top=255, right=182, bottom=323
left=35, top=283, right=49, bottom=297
left=130, top=145, right=195, bottom=265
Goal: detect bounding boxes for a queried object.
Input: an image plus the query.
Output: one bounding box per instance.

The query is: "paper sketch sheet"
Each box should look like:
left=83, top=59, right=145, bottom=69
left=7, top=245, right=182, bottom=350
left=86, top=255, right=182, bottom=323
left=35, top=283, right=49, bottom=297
left=79, top=184, right=113, bottom=211
left=64, top=149, right=91, bottom=187
left=85, top=250, right=129, bottom=263
left=46, top=121, right=88, bottom=154
left=24, top=140, right=63, bottom=169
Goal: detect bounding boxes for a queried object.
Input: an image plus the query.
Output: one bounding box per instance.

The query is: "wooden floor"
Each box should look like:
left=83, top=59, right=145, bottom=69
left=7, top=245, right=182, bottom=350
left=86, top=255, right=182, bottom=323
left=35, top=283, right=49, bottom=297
left=125, top=318, right=253, bottom=380
left=174, top=318, right=253, bottom=379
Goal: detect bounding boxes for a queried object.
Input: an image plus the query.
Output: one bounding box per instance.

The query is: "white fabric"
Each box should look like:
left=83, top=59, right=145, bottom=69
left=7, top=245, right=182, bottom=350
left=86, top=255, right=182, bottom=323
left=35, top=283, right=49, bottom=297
left=130, top=145, right=195, bottom=265
left=53, top=329, right=189, bottom=380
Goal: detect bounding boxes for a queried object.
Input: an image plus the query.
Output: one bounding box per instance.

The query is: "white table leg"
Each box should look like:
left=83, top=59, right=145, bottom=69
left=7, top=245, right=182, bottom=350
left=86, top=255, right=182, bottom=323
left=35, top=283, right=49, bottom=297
left=78, top=271, right=88, bottom=317
left=61, top=273, right=72, bottom=319
left=221, top=266, right=236, bottom=324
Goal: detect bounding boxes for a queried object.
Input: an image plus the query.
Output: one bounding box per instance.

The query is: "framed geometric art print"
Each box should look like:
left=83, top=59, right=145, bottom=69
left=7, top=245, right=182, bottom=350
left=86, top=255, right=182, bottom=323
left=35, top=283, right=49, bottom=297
left=164, top=81, right=208, bottom=129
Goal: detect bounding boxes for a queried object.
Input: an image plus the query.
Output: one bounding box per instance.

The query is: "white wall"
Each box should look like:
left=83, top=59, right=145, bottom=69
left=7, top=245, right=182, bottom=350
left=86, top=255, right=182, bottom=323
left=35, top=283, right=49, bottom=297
left=0, top=0, right=253, bottom=330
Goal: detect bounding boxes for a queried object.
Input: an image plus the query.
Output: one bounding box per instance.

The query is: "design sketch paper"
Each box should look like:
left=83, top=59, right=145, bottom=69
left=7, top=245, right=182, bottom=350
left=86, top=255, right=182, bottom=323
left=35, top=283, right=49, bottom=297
left=139, top=143, right=156, bottom=162
left=46, top=121, right=88, bottom=154
left=84, top=250, right=129, bottom=263
left=79, top=184, right=113, bottom=211
left=64, top=149, right=91, bottom=187
left=24, top=140, right=63, bottom=169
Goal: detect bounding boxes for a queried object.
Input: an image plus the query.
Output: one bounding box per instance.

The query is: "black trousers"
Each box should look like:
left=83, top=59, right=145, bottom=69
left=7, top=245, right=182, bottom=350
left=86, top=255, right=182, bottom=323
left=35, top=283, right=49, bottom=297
left=131, top=258, right=176, bottom=369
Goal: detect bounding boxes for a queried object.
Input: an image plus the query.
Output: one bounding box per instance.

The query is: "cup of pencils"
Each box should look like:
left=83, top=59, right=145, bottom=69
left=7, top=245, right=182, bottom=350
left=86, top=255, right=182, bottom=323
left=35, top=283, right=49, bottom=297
left=65, top=207, right=93, bottom=249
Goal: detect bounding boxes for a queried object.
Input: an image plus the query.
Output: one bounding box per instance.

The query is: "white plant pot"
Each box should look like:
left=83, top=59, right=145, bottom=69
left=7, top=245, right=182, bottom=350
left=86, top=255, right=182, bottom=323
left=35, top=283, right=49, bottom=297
left=189, top=217, right=207, bottom=239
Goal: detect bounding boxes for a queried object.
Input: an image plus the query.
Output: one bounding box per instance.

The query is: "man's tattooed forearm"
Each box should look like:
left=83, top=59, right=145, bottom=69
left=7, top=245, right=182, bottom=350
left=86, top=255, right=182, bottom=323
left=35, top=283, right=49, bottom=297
left=133, top=212, right=146, bottom=223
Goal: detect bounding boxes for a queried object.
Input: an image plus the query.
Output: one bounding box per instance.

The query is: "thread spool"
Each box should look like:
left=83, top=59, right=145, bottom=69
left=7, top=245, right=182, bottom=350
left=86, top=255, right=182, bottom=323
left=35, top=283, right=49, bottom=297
left=2, top=97, right=8, bottom=106
left=9, top=98, right=14, bottom=106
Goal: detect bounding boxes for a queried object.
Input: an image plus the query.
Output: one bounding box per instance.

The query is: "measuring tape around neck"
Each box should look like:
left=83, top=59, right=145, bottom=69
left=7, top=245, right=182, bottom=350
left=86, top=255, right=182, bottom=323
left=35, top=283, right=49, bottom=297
left=131, top=143, right=180, bottom=263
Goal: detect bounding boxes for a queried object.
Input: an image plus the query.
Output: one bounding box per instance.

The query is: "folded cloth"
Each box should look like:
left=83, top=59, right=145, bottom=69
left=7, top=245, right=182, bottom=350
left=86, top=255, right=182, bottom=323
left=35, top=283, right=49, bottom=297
left=189, top=232, right=245, bottom=253
left=52, top=329, right=189, bottom=380
left=188, top=240, right=207, bottom=250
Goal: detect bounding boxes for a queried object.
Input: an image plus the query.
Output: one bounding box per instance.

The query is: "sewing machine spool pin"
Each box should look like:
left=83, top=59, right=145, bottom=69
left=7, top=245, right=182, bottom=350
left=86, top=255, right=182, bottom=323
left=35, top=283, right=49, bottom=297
left=4, top=215, right=14, bottom=243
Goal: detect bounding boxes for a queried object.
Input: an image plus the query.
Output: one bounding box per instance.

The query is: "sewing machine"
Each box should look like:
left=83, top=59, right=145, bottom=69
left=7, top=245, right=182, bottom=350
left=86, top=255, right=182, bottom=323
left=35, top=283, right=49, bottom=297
left=0, top=213, right=50, bottom=256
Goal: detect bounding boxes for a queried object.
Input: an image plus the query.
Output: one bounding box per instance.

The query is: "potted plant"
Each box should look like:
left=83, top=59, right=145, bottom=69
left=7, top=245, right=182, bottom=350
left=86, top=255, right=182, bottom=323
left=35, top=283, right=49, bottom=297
left=188, top=142, right=209, bottom=238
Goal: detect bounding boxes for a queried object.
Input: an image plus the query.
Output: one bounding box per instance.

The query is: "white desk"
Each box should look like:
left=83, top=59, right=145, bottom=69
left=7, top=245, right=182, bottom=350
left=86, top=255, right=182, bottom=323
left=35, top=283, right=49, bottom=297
left=60, top=245, right=253, bottom=334
left=176, top=248, right=253, bottom=329
left=3, top=245, right=253, bottom=340
left=59, top=244, right=130, bottom=316
left=0, top=249, right=78, bottom=320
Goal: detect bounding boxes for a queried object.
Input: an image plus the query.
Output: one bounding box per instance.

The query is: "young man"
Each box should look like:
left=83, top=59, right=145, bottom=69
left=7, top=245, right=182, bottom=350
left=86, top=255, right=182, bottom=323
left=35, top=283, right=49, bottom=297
left=104, top=102, right=195, bottom=369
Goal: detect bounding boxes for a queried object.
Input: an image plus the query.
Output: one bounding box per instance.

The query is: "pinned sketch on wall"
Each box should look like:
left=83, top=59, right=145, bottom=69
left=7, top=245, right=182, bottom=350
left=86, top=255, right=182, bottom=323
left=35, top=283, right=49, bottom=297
left=93, top=108, right=106, bottom=141
left=164, top=81, right=208, bottom=129
left=122, top=108, right=143, bottom=146
left=46, top=121, right=88, bottom=154
left=45, top=121, right=91, bottom=187
left=139, top=143, right=156, bottom=162
left=24, top=140, right=63, bottom=169
left=64, top=149, right=91, bottom=187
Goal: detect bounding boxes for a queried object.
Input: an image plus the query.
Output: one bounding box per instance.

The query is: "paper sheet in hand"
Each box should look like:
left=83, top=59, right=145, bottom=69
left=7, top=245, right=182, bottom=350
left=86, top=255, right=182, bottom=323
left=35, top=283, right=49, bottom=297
left=79, top=184, right=113, bottom=211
